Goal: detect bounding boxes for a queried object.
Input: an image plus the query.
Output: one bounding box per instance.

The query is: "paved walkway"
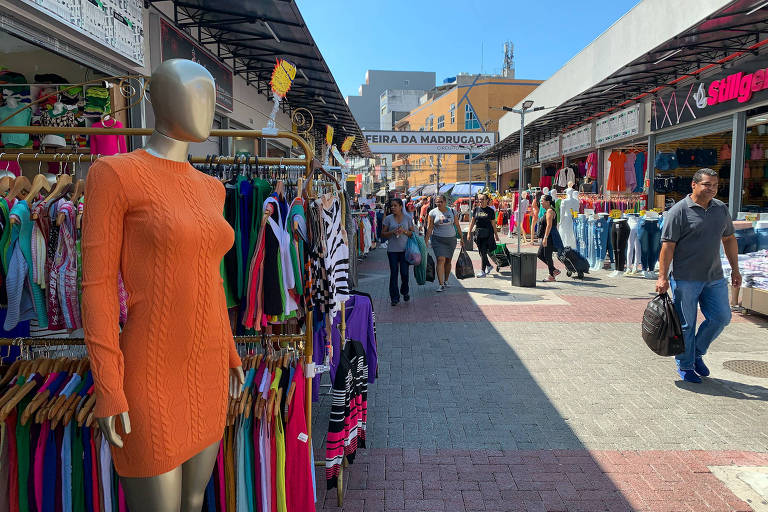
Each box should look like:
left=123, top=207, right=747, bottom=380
left=312, top=235, right=768, bottom=512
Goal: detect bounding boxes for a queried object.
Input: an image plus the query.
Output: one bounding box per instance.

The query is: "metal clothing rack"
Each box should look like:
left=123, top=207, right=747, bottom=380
left=0, top=123, right=357, bottom=507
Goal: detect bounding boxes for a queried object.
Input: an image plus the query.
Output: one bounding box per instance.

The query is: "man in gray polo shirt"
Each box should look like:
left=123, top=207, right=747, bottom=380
left=656, top=168, right=740, bottom=383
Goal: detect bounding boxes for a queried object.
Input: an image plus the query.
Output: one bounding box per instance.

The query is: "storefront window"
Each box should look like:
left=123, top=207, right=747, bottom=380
left=744, top=114, right=768, bottom=213
left=653, top=130, right=732, bottom=210
left=232, top=136, right=256, bottom=155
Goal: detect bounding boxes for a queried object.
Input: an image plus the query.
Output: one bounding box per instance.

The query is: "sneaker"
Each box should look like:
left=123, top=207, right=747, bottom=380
left=677, top=368, right=702, bottom=383
left=436, top=285, right=445, bottom=293
left=694, top=357, right=710, bottom=377
left=391, top=300, right=399, bottom=306
left=476, top=271, right=487, bottom=278
left=552, top=269, right=561, bottom=277
left=404, top=295, right=410, bottom=302
left=484, top=265, right=494, bottom=274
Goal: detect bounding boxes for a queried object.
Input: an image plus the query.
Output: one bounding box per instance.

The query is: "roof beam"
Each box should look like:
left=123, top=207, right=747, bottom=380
left=173, top=1, right=304, bottom=27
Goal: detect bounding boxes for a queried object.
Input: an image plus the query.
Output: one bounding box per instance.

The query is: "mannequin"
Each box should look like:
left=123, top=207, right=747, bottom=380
left=82, top=59, right=245, bottom=512
left=558, top=189, right=578, bottom=249
left=609, top=217, right=630, bottom=277
left=625, top=215, right=642, bottom=275
left=516, top=191, right=530, bottom=242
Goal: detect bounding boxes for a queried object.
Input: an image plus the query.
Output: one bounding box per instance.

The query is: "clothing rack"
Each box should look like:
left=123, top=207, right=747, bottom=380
left=0, top=123, right=347, bottom=508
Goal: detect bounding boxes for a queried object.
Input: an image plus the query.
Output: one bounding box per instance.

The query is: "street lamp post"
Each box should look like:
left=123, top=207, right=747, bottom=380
left=503, top=101, right=544, bottom=254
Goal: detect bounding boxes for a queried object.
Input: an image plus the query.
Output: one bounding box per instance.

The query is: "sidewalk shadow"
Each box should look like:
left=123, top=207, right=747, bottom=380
left=675, top=377, right=768, bottom=401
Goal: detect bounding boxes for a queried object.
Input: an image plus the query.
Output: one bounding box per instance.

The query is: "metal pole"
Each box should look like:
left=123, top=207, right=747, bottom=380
left=517, top=108, right=525, bottom=254
left=468, top=146, right=473, bottom=214
left=436, top=155, right=441, bottom=197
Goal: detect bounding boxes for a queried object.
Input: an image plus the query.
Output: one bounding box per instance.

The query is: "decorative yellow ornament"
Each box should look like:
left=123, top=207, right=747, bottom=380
left=270, top=59, right=296, bottom=99
left=325, top=125, right=334, bottom=146
left=341, top=135, right=355, bottom=153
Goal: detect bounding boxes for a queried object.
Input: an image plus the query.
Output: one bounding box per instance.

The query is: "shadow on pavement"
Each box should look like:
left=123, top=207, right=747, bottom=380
left=675, top=377, right=768, bottom=401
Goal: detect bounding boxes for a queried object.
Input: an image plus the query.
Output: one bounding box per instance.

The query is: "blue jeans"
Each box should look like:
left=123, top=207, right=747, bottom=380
left=387, top=251, right=410, bottom=302
left=574, top=217, right=588, bottom=259
left=638, top=219, right=661, bottom=271
left=670, top=278, right=731, bottom=370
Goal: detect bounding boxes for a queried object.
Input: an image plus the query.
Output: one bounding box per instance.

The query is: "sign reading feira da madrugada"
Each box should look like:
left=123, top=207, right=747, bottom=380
left=363, top=131, right=497, bottom=154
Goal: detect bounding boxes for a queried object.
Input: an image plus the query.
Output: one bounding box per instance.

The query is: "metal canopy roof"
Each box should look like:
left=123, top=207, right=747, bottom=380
left=148, top=0, right=370, bottom=157
left=483, top=0, right=768, bottom=160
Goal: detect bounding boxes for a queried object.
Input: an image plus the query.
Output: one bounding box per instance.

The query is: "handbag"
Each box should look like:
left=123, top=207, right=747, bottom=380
left=641, top=293, right=685, bottom=356
left=425, top=254, right=436, bottom=282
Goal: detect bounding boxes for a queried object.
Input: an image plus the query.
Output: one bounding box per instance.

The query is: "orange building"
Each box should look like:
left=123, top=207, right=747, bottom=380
left=392, top=74, right=542, bottom=188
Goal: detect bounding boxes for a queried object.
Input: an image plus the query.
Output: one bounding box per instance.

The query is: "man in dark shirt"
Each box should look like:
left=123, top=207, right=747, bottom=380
left=656, top=168, right=740, bottom=383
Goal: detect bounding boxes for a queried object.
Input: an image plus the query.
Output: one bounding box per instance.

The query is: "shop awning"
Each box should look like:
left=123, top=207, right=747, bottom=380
left=439, top=183, right=455, bottom=195
left=420, top=184, right=437, bottom=196
left=149, top=0, right=370, bottom=157
left=483, top=0, right=768, bottom=159
left=407, top=185, right=424, bottom=195
left=451, top=183, right=486, bottom=197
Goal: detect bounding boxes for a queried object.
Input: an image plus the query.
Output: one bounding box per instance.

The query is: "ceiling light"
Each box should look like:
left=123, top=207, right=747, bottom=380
left=654, top=48, right=683, bottom=65
left=299, top=69, right=308, bottom=81
left=317, top=96, right=326, bottom=105
left=263, top=21, right=280, bottom=43
left=747, top=0, right=768, bottom=15
left=602, top=84, right=619, bottom=93
left=332, top=113, right=338, bottom=121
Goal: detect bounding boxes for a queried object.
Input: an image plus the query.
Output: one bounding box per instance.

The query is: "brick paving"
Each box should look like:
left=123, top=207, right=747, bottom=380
left=312, top=236, right=768, bottom=511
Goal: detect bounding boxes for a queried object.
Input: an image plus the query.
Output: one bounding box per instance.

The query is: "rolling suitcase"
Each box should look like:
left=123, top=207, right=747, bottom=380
left=557, top=247, right=589, bottom=279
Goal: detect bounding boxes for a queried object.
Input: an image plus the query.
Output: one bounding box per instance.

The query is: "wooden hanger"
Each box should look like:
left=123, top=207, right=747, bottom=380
left=0, top=176, right=12, bottom=196
left=9, top=175, right=31, bottom=201
left=25, top=173, right=51, bottom=202
left=44, top=173, right=72, bottom=204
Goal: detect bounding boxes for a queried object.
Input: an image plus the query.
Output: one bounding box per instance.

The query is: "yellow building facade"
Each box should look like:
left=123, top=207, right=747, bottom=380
left=392, top=75, right=542, bottom=188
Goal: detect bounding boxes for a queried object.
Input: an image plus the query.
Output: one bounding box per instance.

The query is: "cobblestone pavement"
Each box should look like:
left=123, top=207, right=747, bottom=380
left=312, top=234, right=768, bottom=511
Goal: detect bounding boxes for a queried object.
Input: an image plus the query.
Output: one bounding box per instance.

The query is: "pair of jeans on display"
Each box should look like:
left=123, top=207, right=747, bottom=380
left=757, top=226, right=768, bottom=251
left=574, top=216, right=589, bottom=259
left=734, top=227, right=758, bottom=254
left=670, top=279, right=731, bottom=370
left=587, top=217, right=610, bottom=269
left=387, top=251, right=410, bottom=303
left=626, top=218, right=642, bottom=268
left=610, top=220, right=630, bottom=271
left=637, top=218, right=661, bottom=271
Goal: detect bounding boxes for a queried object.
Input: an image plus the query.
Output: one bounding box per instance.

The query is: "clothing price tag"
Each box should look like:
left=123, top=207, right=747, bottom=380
left=744, top=214, right=758, bottom=221
left=639, top=210, right=646, bottom=216
left=624, top=209, right=635, bottom=215
left=609, top=209, right=622, bottom=219
left=652, top=208, right=663, bottom=213
left=298, top=432, right=308, bottom=443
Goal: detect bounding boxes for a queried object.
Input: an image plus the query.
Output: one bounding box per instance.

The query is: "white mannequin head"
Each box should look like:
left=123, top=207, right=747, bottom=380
left=571, top=190, right=579, bottom=201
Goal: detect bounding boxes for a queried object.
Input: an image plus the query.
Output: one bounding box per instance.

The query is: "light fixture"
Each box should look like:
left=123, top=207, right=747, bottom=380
left=299, top=69, right=308, bottom=81
left=654, top=48, right=683, bottom=65
left=317, top=96, right=326, bottom=105
left=263, top=21, right=280, bottom=43
left=602, top=84, right=619, bottom=93
left=522, top=100, right=534, bottom=110
left=332, top=113, right=338, bottom=121
left=747, top=0, right=768, bottom=15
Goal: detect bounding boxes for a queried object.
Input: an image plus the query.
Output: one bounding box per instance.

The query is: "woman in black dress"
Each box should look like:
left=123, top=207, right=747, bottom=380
left=468, top=193, right=500, bottom=278
left=537, top=195, right=561, bottom=282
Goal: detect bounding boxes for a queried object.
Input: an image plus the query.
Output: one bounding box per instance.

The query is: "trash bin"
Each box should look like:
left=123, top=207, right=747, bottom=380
left=510, top=252, right=537, bottom=287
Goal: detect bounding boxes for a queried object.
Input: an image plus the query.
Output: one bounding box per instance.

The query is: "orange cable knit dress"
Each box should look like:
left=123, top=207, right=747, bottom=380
left=81, top=149, right=242, bottom=478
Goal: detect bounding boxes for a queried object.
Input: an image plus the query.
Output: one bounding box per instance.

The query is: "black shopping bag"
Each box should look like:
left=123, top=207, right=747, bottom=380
left=426, top=254, right=436, bottom=282
left=641, top=293, right=685, bottom=356
left=455, top=248, right=475, bottom=280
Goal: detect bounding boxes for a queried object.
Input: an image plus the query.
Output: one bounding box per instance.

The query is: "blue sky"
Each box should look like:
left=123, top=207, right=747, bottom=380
left=296, top=0, right=640, bottom=98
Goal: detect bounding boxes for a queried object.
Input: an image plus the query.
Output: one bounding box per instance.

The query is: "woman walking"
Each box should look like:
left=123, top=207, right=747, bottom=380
left=425, top=194, right=464, bottom=292
left=537, top=195, right=561, bottom=282
left=382, top=198, right=415, bottom=306
left=468, top=193, right=499, bottom=278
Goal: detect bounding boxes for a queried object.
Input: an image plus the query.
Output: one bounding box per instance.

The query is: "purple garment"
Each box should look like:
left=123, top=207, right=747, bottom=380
left=313, top=294, right=376, bottom=401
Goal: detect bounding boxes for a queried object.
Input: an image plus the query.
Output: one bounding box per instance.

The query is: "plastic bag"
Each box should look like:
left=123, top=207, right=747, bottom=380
left=455, top=248, right=474, bottom=280
left=413, top=236, right=427, bottom=285
left=405, top=235, right=422, bottom=266
left=490, top=243, right=511, bottom=268
left=425, top=254, right=436, bottom=282
left=641, top=293, right=685, bottom=356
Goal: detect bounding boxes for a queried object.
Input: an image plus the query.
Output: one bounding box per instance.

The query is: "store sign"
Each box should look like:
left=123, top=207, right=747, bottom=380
left=23, top=0, right=145, bottom=65
left=523, top=148, right=538, bottom=166
left=363, top=131, right=497, bottom=154
left=595, top=105, right=642, bottom=144
left=538, top=136, right=560, bottom=162
left=160, top=18, right=234, bottom=112
left=652, top=57, right=768, bottom=131
left=562, top=124, right=593, bottom=155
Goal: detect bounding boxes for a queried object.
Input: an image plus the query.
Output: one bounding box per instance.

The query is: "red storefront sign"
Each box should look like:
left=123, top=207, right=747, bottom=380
left=707, top=69, right=768, bottom=106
